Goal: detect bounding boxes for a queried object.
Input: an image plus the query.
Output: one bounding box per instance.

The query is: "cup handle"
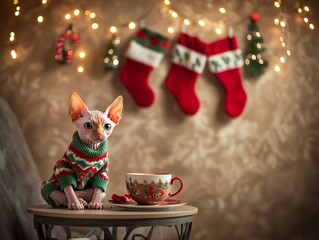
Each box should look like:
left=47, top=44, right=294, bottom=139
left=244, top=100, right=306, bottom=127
left=169, top=177, right=183, bottom=198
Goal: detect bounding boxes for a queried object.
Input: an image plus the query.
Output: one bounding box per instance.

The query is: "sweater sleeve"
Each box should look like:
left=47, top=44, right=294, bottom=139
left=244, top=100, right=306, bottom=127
left=53, top=157, right=77, bottom=190
left=92, top=161, right=109, bottom=192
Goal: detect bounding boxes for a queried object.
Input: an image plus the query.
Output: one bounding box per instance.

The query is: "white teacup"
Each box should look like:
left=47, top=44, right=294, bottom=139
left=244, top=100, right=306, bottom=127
left=126, top=173, right=183, bottom=205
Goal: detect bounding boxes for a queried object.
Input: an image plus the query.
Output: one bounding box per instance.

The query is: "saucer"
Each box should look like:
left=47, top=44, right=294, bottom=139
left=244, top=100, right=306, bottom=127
left=109, top=199, right=186, bottom=211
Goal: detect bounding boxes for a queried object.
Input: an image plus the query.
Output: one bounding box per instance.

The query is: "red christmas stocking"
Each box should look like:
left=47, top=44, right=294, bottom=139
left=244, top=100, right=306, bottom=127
left=121, top=28, right=169, bottom=107
left=206, top=37, right=247, bottom=117
left=165, top=33, right=207, bottom=115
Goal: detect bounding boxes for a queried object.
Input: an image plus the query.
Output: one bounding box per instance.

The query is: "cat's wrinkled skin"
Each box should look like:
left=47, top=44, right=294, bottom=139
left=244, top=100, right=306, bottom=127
left=48, top=92, right=123, bottom=210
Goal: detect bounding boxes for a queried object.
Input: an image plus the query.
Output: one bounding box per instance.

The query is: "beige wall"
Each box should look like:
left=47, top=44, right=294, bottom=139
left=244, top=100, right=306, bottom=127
left=1, top=0, right=319, bottom=239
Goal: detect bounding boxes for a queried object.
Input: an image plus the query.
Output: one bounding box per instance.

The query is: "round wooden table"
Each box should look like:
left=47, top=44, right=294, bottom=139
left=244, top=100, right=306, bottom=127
left=27, top=203, right=198, bottom=240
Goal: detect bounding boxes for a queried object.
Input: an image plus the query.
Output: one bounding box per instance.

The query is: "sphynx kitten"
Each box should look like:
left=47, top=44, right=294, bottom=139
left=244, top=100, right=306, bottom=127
left=41, top=92, right=123, bottom=210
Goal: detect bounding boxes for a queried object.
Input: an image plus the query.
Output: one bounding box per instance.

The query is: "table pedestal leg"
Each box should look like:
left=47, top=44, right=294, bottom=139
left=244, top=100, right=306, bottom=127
left=33, top=219, right=45, bottom=240
left=127, top=226, right=154, bottom=240
left=102, top=226, right=154, bottom=240
left=175, top=222, right=193, bottom=240
left=45, top=225, right=71, bottom=239
left=33, top=218, right=72, bottom=240
left=102, top=227, right=115, bottom=240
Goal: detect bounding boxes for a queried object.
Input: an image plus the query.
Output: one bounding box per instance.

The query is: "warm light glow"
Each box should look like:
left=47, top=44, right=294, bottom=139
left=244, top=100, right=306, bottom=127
left=219, top=8, right=226, bottom=14
left=298, top=8, right=302, bottom=13
left=128, top=22, right=136, bottom=29
left=110, top=26, right=117, bottom=33
left=274, top=65, right=281, bottom=72
left=259, top=59, right=264, bottom=64
left=274, top=1, right=280, bottom=8
left=286, top=50, right=291, bottom=56
left=42, top=0, right=47, bottom=4
left=85, top=10, right=90, bottom=16
left=279, top=36, right=284, bottom=41
left=304, top=17, right=309, bottom=23
left=171, top=11, right=178, bottom=18
left=167, top=27, right=174, bottom=34
left=304, top=6, right=310, bottom=12
left=11, top=50, right=17, bottom=59
left=280, top=21, right=286, bottom=27
left=10, top=32, right=15, bottom=41
left=183, top=19, right=190, bottom=25
left=256, top=43, right=261, bottom=48
left=251, top=55, right=256, bottom=60
left=274, top=18, right=280, bottom=25
left=247, top=34, right=252, bottom=40
left=255, top=32, right=261, bottom=37
left=37, top=16, right=44, bottom=23
left=244, top=59, right=250, bottom=65
left=198, top=20, right=205, bottom=26
left=215, top=28, right=222, bottom=35
left=114, top=38, right=120, bottom=45
left=164, top=0, right=170, bottom=5
left=113, top=59, right=119, bottom=65
left=15, top=11, right=20, bottom=16
left=309, top=24, right=314, bottom=30
left=89, top=12, right=96, bottom=19
left=74, top=9, right=80, bottom=16
left=108, top=49, right=114, bottom=55
left=281, top=42, right=286, bottom=47
left=91, top=23, right=99, bottom=30
left=79, top=51, right=86, bottom=58
left=65, top=13, right=71, bottom=20
left=14, top=0, right=18, bottom=4
left=280, top=57, right=286, bottom=63
left=77, top=66, right=84, bottom=73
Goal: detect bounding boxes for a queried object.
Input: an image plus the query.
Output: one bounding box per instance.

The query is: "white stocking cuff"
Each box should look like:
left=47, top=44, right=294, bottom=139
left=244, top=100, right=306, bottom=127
left=126, top=41, right=164, bottom=68
left=172, top=44, right=207, bottom=74
left=208, top=49, right=244, bottom=73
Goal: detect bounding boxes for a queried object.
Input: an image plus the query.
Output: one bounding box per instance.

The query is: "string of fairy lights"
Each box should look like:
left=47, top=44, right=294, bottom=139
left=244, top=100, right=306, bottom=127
left=7, top=0, right=316, bottom=74
left=162, top=0, right=231, bottom=35
left=9, top=0, right=21, bottom=60
left=272, top=0, right=314, bottom=72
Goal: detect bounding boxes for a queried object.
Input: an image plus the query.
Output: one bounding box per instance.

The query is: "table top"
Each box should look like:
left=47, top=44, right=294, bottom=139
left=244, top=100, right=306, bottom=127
left=27, top=203, right=198, bottom=220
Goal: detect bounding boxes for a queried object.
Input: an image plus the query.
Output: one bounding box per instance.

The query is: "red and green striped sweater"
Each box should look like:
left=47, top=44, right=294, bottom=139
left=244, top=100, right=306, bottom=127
left=41, top=131, right=109, bottom=204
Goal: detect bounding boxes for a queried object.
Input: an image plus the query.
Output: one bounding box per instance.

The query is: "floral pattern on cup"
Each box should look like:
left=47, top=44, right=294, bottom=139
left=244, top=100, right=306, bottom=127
left=125, top=173, right=183, bottom=205
left=126, top=177, right=169, bottom=200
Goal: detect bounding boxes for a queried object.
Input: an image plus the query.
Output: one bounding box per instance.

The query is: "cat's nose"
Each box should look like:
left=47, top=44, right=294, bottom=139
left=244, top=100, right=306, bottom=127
left=96, top=129, right=103, bottom=137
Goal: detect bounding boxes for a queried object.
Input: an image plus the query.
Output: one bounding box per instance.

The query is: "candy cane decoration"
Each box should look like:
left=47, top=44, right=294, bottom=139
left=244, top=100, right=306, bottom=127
left=55, top=24, right=80, bottom=64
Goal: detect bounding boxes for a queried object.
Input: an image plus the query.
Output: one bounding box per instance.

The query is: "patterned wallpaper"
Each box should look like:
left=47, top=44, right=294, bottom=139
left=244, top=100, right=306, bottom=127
left=1, top=0, right=319, bottom=239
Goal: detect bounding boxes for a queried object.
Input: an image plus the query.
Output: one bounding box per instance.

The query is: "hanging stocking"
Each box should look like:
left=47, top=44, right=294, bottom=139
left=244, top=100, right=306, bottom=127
left=55, top=24, right=80, bottom=64
left=165, top=33, right=207, bottom=115
left=206, top=37, right=247, bottom=118
left=120, top=28, right=169, bottom=107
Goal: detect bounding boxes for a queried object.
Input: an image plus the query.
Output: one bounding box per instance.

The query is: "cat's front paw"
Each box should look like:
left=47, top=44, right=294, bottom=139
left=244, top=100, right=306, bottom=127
left=78, top=198, right=88, bottom=208
left=88, top=202, right=103, bottom=209
left=68, top=202, right=85, bottom=210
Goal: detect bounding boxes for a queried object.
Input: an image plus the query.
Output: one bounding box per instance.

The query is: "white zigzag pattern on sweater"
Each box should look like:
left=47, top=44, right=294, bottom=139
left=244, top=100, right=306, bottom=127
left=66, top=149, right=108, bottom=172
left=55, top=167, right=73, bottom=176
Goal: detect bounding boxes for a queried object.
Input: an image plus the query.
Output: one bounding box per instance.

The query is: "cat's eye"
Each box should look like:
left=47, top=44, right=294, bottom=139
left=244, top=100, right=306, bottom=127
left=84, top=122, right=92, bottom=129
left=104, top=123, right=112, bottom=130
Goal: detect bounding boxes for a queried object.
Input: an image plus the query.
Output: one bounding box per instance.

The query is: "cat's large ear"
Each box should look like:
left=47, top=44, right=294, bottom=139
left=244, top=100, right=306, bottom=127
left=106, top=96, right=123, bottom=125
left=69, top=92, right=89, bottom=121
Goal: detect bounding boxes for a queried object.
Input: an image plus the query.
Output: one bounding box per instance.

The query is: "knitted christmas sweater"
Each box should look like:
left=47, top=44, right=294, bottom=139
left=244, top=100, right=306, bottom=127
left=44, top=131, right=109, bottom=193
